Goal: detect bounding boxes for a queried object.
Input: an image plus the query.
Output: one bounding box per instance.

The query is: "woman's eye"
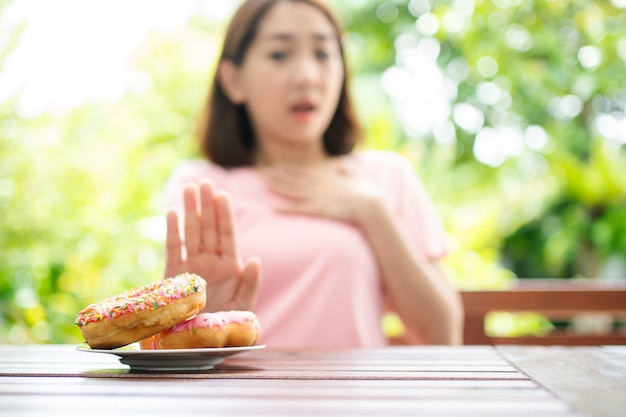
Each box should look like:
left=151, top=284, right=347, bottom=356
left=316, top=50, right=329, bottom=60
left=270, top=51, right=288, bottom=61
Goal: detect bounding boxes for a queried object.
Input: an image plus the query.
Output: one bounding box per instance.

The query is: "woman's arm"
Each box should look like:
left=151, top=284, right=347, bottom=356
left=356, top=197, right=463, bottom=345
left=263, top=161, right=464, bottom=345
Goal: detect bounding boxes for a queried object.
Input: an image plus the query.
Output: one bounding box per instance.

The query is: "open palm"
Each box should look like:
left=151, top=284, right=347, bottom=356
left=164, top=180, right=261, bottom=312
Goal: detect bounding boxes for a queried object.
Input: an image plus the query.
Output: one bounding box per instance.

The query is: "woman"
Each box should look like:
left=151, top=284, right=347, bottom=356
left=163, top=0, right=463, bottom=349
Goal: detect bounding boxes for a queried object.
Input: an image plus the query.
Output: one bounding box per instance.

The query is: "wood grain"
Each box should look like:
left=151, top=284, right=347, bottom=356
left=498, top=346, right=626, bottom=417
left=461, top=279, right=626, bottom=345
left=0, top=345, right=611, bottom=417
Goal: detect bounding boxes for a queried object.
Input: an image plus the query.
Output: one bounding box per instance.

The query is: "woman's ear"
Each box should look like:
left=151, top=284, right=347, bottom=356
left=217, top=60, right=246, bottom=104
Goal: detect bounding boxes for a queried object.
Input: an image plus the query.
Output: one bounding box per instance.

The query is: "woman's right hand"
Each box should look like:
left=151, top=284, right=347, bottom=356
left=164, top=180, right=261, bottom=312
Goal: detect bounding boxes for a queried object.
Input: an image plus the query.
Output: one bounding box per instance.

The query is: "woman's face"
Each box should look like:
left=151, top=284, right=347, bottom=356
left=227, top=1, right=344, bottom=156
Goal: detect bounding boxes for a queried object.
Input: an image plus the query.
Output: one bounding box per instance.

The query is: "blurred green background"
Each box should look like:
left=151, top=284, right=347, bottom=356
left=1, top=0, right=625, bottom=344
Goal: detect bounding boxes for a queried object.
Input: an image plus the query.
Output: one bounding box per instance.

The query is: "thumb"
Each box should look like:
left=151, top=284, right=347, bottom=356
left=235, top=257, right=262, bottom=310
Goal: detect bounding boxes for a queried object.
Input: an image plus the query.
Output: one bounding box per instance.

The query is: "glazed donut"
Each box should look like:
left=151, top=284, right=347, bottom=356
left=75, top=273, right=207, bottom=349
left=139, top=311, right=261, bottom=350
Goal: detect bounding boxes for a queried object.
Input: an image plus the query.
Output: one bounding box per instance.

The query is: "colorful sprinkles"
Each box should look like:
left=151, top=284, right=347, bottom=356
left=74, top=273, right=206, bottom=326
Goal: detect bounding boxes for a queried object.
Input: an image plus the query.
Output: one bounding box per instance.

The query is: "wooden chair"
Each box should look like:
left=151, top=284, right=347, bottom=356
left=461, top=279, right=626, bottom=345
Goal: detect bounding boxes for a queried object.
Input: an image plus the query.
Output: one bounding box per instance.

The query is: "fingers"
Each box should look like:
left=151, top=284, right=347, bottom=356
left=274, top=200, right=318, bottom=216
left=181, top=181, right=240, bottom=261
left=199, top=180, right=219, bottom=253
left=184, top=180, right=220, bottom=256
left=215, top=191, right=240, bottom=260
left=236, top=257, right=262, bottom=310
left=183, top=185, right=202, bottom=254
left=164, top=210, right=182, bottom=277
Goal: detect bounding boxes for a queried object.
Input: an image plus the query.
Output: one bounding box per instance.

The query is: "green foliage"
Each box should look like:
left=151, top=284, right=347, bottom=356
left=341, top=0, right=626, bottom=284
left=1, top=18, right=216, bottom=343
left=504, top=140, right=626, bottom=277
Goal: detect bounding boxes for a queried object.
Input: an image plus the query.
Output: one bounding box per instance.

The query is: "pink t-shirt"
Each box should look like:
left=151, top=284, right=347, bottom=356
left=163, top=150, right=449, bottom=350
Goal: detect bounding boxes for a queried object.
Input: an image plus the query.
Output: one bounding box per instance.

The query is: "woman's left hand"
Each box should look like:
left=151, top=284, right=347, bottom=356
left=261, top=161, right=382, bottom=226
left=263, top=159, right=464, bottom=344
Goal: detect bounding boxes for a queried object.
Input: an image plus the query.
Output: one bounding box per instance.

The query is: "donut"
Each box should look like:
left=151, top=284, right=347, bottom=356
left=139, top=311, right=261, bottom=350
left=139, top=313, right=228, bottom=349
left=75, top=273, right=207, bottom=349
left=222, top=311, right=261, bottom=347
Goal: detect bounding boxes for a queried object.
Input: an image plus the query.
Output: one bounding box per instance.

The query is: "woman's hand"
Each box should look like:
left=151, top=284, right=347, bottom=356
left=262, top=161, right=382, bottom=227
left=264, top=161, right=463, bottom=344
left=164, top=180, right=261, bottom=312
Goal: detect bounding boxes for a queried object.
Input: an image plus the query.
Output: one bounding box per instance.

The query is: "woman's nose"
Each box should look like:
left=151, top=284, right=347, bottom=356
left=291, top=55, right=321, bottom=87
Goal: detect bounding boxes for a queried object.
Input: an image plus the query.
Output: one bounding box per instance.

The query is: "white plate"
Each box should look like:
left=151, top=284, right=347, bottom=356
left=77, top=345, right=266, bottom=371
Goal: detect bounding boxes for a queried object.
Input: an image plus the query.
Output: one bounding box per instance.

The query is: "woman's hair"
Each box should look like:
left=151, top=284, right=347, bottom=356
left=197, top=0, right=363, bottom=167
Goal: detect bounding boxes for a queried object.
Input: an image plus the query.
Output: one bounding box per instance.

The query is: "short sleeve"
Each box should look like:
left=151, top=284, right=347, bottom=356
left=392, top=154, right=450, bottom=259
left=355, top=151, right=449, bottom=260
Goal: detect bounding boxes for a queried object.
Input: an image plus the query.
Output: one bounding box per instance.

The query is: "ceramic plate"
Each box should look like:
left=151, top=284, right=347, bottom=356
left=77, top=345, right=266, bottom=371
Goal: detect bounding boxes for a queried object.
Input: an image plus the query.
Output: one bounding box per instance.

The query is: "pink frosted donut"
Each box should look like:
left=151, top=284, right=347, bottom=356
left=140, top=311, right=261, bottom=349
left=222, top=311, right=262, bottom=347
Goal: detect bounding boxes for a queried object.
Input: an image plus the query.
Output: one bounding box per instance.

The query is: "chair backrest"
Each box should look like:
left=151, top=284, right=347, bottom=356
left=461, top=279, right=626, bottom=345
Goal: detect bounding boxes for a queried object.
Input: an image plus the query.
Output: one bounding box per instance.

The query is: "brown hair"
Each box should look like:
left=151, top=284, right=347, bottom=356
left=197, top=0, right=363, bottom=168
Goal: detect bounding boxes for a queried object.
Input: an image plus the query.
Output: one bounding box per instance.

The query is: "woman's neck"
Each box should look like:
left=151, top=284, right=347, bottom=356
left=253, top=141, right=330, bottom=167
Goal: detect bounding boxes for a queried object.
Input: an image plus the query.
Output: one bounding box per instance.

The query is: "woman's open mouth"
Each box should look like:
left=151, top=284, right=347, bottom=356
left=291, top=101, right=316, bottom=122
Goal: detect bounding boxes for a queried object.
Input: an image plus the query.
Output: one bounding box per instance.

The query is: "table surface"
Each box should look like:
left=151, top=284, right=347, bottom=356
left=1, top=344, right=625, bottom=417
